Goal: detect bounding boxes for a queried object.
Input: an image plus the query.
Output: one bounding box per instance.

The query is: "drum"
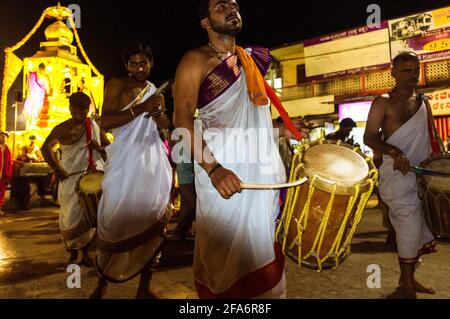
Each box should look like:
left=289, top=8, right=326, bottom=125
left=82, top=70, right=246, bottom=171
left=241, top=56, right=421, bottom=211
left=75, top=171, right=104, bottom=228
left=276, top=139, right=378, bottom=271
left=418, top=154, right=450, bottom=238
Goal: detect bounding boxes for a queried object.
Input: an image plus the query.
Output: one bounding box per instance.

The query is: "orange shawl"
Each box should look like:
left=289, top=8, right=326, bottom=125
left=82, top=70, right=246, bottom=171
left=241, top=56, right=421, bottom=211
left=235, top=46, right=269, bottom=107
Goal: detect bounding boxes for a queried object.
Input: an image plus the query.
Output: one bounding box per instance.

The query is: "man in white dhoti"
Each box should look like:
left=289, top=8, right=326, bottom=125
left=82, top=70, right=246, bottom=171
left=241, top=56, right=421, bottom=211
left=364, top=52, right=441, bottom=299
left=174, top=0, right=308, bottom=299
left=42, top=92, right=108, bottom=266
left=90, top=41, right=172, bottom=299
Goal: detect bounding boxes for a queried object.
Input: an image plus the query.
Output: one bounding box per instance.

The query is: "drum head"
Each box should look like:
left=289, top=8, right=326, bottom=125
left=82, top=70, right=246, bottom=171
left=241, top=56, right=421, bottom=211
left=423, top=158, right=450, bottom=191
left=78, top=171, right=104, bottom=193
left=303, top=144, right=369, bottom=184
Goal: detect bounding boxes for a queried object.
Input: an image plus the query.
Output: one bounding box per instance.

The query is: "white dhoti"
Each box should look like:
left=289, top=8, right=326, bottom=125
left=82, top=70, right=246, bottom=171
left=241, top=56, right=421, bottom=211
left=96, top=82, right=172, bottom=282
left=379, top=102, right=435, bottom=261
left=59, top=119, right=104, bottom=250
left=193, top=71, right=286, bottom=299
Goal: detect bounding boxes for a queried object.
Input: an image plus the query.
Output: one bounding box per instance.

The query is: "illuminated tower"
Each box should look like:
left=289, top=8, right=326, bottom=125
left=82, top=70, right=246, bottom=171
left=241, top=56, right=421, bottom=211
left=1, top=3, right=103, bottom=139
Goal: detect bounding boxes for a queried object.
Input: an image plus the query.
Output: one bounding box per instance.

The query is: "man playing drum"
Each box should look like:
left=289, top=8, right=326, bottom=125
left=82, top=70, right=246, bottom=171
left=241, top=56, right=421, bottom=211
left=364, top=52, right=441, bottom=299
left=42, top=92, right=108, bottom=266
left=326, top=118, right=357, bottom=145
left=174, top=0, right=308, bottom=298
left=90, top=41, right=172, bottom=299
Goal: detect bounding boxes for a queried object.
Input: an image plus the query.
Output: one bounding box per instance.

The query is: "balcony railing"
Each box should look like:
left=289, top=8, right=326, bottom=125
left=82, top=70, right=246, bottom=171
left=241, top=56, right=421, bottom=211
left=278, top=59, right=450, bottom=102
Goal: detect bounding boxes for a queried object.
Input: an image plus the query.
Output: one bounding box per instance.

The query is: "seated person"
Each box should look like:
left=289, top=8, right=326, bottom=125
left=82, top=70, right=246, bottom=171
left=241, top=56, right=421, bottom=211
left=18, top=135, right=43, bottom=163
left=326, top=118, right=357, bottom=145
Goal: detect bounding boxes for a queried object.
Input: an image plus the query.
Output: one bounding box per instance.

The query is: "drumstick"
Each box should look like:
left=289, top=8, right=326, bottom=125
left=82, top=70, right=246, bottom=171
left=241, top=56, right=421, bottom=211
left=241, top=177, right=308, bottom=190
left=144, top=108, right=165, bottom=119
left=410, top=166, right=450, bottom=177
left=144, top=81, right=171, bottom=119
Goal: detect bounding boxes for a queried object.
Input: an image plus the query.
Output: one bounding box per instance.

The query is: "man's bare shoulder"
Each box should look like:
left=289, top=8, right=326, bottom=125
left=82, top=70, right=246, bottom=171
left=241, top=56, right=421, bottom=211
left=371, top=95, right=391, bottom=110
left=179, top=47, right=211, bottom=66
left=105, top=77, right=127, bottom=91
left=46, top=120, right=71, bottom=140
left=185, top=46, right=211, bottom=59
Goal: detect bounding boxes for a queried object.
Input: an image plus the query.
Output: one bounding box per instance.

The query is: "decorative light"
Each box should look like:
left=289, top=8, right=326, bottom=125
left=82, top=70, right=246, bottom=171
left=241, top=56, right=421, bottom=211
left=274, top=78, right=283, bottom=90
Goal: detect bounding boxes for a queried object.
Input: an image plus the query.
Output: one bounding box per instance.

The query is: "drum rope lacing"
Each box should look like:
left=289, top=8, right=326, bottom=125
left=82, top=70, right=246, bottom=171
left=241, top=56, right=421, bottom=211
left=417, top=154, right=450, bottom=236
left=419, top=181, right=450, bottom=235
left=276, top=142, right=378, bottom=271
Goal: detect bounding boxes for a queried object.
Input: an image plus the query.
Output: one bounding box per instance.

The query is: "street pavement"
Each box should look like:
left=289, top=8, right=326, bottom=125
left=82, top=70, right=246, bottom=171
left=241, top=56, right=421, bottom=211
left=0, top=204, right=449, bottom=299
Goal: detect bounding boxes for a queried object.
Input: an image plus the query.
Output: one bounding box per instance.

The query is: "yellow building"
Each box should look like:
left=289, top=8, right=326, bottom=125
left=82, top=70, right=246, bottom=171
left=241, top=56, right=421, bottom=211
left=1, top=3, right=103, bottom=157
left=269, top=43, right=336, bottom=142
left=268, top=6, right=450, bottom=152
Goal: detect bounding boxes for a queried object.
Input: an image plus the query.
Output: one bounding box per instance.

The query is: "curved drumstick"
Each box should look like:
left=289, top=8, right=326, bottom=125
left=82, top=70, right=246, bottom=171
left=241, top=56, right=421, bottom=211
left=144, top=81, right=171, bottom=119
left=410, top=166, right=450, bottom=177
left=241, top=177, right=308, bottom=190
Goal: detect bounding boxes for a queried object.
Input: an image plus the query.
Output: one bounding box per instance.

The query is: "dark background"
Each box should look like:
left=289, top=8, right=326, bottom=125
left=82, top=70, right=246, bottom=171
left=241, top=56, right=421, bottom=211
left=0, top=0, right=448, bottom=126
left=1, top=0, right=449, bottom=82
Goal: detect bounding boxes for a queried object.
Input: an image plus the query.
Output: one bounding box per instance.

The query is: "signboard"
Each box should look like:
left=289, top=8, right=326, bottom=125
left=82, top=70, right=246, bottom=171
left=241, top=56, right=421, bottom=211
left=428, top=88, right=450, bottom=116
left=389, top=6, right=450, bottom=62
left=304, top=22, right=391, bottom=80
left=338, top=101, right=372, bottom=122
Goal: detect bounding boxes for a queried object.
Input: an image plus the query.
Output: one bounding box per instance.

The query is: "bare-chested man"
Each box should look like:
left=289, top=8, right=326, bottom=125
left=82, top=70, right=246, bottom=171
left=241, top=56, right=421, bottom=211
left=174, top=0, right=309, bottom=298
left=42, top=92, right=108, bottom=266
left=364, top=52, right=439, bottom=299
left=90, top=41, right=172, bottom=299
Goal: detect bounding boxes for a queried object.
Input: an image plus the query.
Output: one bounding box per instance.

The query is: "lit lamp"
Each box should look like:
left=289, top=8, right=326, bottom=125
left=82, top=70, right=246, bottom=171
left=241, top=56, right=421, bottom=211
left=274, top=78, right=283, bottom=90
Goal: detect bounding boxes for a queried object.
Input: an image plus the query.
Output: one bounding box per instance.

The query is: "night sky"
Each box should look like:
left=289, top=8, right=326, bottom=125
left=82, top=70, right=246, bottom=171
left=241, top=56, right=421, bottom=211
left=1, top=0, right=449, bottom=89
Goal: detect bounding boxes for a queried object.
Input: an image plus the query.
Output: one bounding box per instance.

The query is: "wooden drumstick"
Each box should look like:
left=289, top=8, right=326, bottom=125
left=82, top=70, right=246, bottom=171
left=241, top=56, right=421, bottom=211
left=241, top=177, right=308, bottom=190
left=144, top=108, right=165, bottom=119
left=144, top=81, right=171, bottom=119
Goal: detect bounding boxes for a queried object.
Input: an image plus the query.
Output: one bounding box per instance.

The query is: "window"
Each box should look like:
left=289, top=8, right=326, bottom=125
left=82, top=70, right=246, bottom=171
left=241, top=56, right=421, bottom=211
left=297, top=64, right=306, bottom=84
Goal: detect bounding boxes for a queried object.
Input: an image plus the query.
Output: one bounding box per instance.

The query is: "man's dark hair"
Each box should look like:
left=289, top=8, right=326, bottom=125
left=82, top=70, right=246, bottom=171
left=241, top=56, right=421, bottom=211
left=69, top=92, right=91, bottom=110
left=340, top=118, right=357, bottom=128
left=392, top=52, right=419, bottom=68
left=275, top=116, right=283, bottom=124
left=198, top=0, right=210, bottom=20
left=121, top=41, right=154, bottom=64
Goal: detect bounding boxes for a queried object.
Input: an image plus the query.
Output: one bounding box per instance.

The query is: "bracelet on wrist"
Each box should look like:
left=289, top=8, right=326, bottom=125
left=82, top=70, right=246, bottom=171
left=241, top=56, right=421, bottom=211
left=208, top=163, right=222, bottom=178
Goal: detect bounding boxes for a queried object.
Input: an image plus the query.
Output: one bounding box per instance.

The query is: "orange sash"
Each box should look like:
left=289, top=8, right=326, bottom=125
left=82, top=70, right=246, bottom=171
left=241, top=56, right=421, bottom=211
left=235, top=46, right=269, bottom=106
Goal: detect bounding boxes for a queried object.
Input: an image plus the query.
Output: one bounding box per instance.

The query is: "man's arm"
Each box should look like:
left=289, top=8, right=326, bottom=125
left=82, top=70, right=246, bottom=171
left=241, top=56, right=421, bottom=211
left=364, top=97, right=410, bottom=174
left=92, top=121, right=111, bottom=161
left=100, top=78, right=164, bottom=131
left=173, top=51, right=241, bottom=199
left=99, top=129, right=110, bottom=148
left=151, top=96, right=171, bottom=130
left=41, top=126, right=69, bottom=181
left=4, top=146, right=13, bottom=182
